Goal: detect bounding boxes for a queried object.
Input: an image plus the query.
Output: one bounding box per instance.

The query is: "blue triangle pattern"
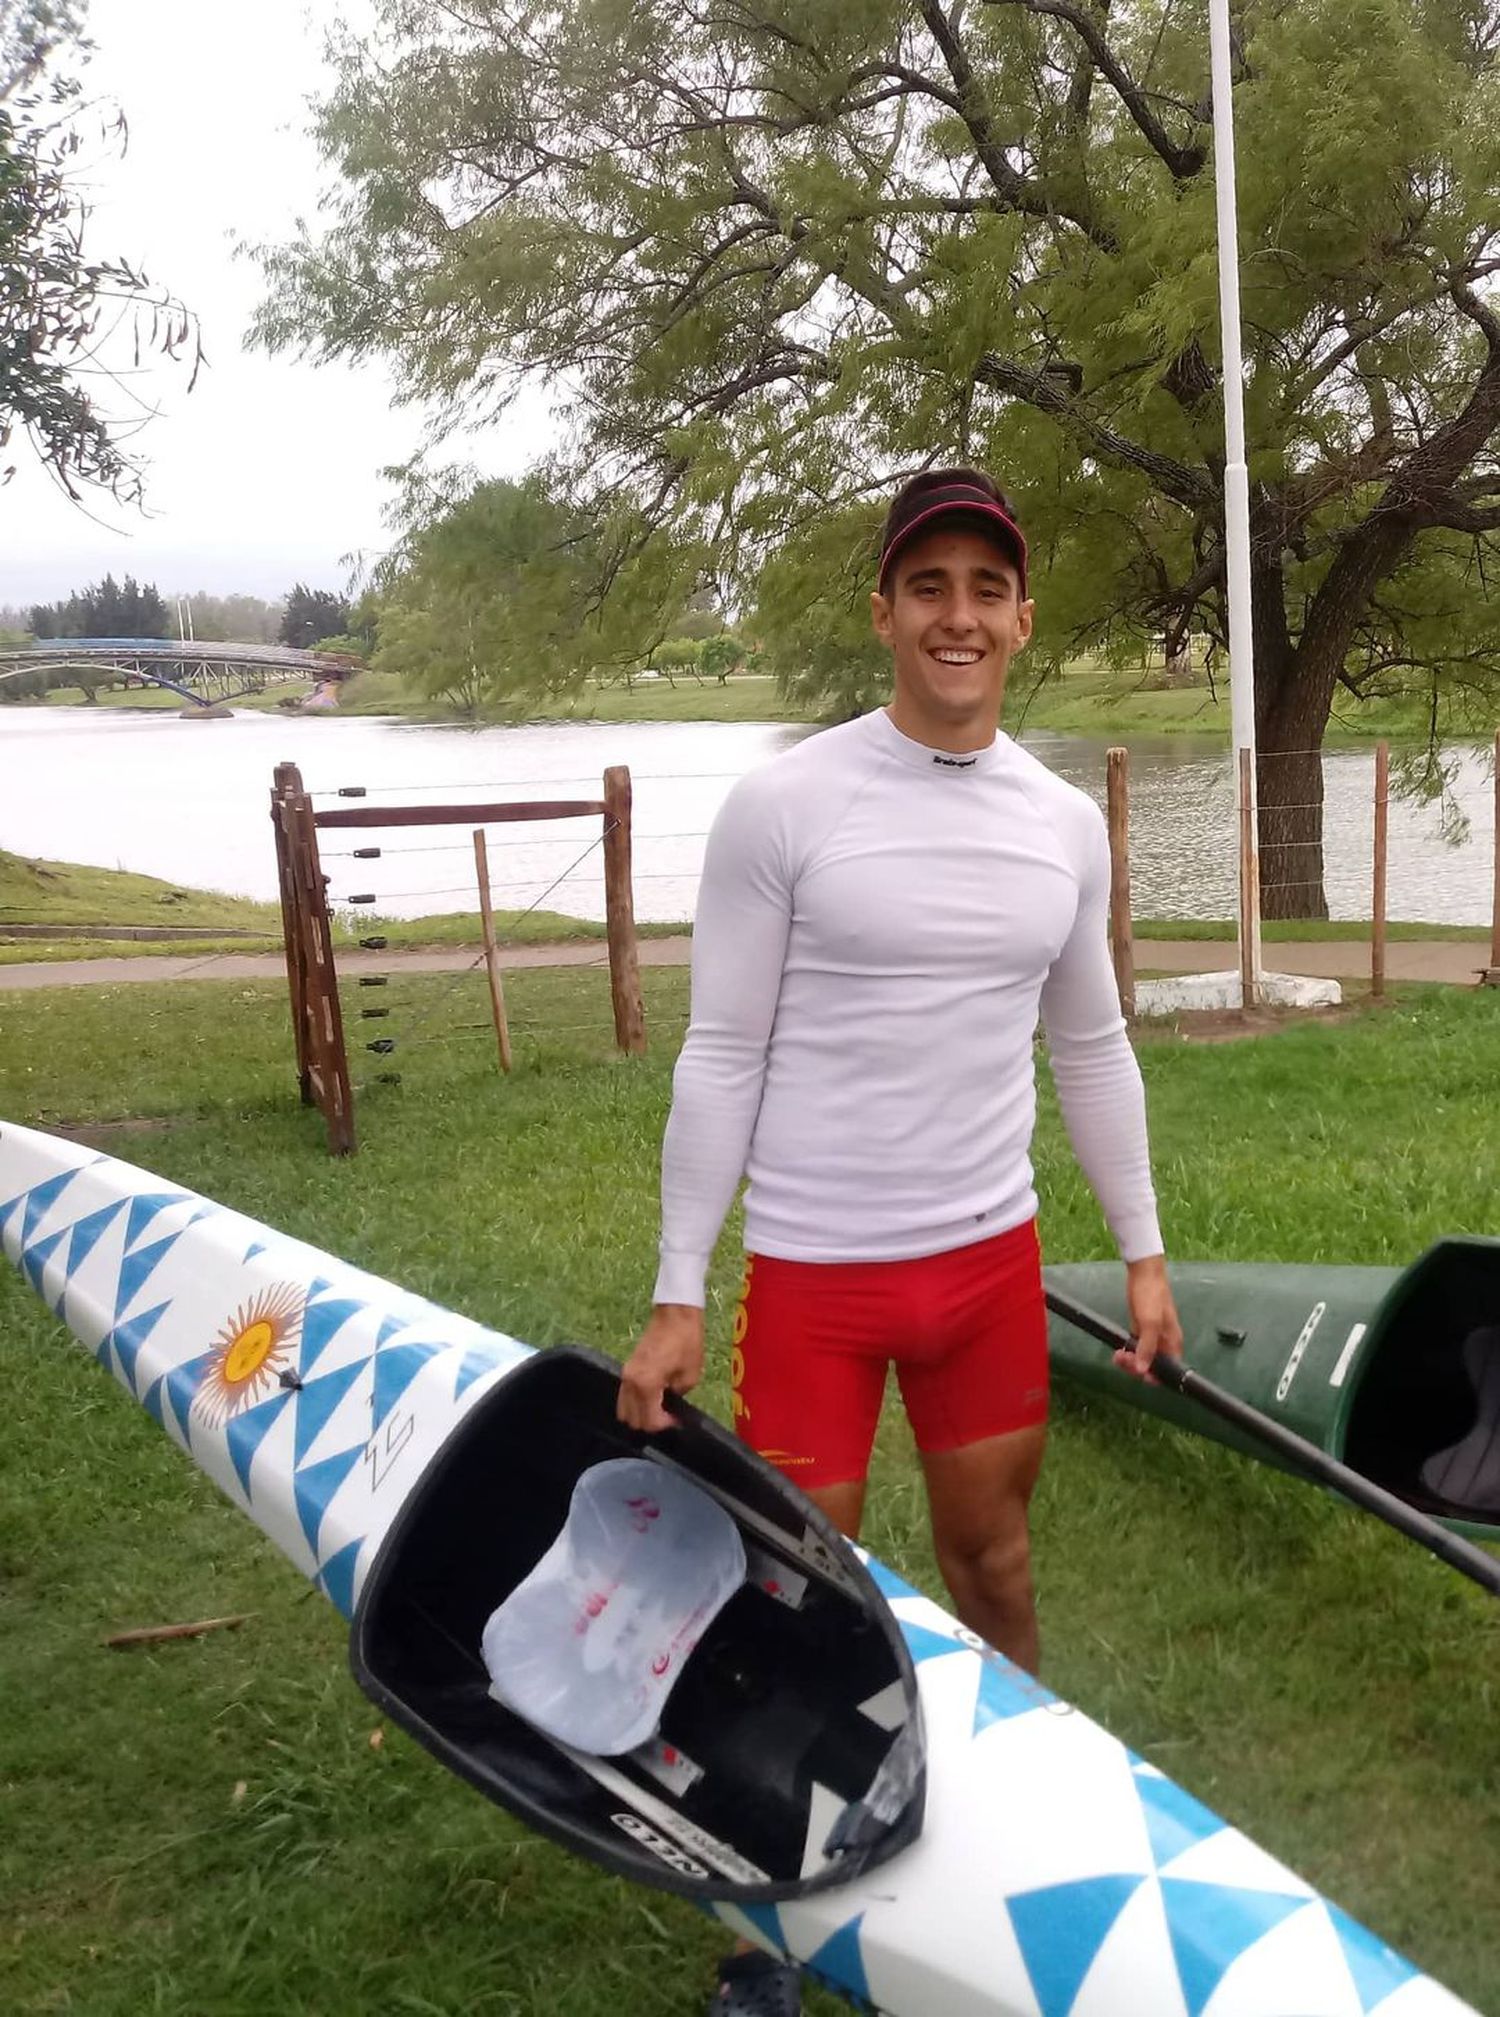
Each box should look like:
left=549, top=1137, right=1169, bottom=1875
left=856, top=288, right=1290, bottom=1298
left=972, top=1653, right=1049, bottom=1736
left=293, top=1445, right=365, bottom=1556
left=294, top=1358, right=370, bottom=1466
left=898, top=1618, right=970, bottom=1667
left=123, top=1191, right=187, bottom=1253
left=805, top=1914, right=868, bottom=2004
left=862, top=1555, right=917, bottom=1605
left=298, top=1296, right=365, bottom=1376
left=1008, top=1875, right=1144, bottom=2017
left=306, top=1275, right=333, bottom=1301
left=372, top=1342, right=433, bottom=1430
left=1159, top=1878, right=1308, bottom=2017
left=64, top=1201, right=127, bottom=1282
left=316, top=1538, right=364, bottom=1620
left=453, top=1345, right=499, bottom=1401
left=225, top=1389, right=294, bottom=1497
left=23, top=1228, right=68, bottom=1301
left=0, top=1183, right=25, bottom=1245
left=113, top=1233, right=181, bottom=1321
left=731, top=1903, right=786, bottom=1955
left=141, top=1373, right=168, bottom=1428
left=108, top=1300, right=173, bottom=1392
left=243, top=1240, right=266, bottom=1262
left=163, top=1350, right=218, bottom=1446
left=22, top=1169, right=82, bottom=1246
left=376, top=1312, right=409, bottom=1347
left=1134, top=1768, right=1228, bottom=1871
left=1323, top=1903, right=1420, bottom=2013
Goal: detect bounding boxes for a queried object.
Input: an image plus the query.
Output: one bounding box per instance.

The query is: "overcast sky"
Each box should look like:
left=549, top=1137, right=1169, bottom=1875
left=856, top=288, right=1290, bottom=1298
left=0, top=0, right=549, bottom=611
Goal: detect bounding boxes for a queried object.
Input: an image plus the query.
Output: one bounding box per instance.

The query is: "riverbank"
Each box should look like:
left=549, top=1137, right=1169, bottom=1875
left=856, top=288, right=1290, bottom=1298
left=14, top=658, right=1494, bottom=745
left=2, top=972, right=1497, bottom=2015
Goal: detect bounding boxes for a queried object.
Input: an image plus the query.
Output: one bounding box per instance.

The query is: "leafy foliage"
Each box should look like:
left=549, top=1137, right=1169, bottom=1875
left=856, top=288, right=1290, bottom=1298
left=279, top=583, right=350, bottom=649
left=256, top=0, right=1500, bottom=909
left=0, top=0, right=200, bottom=501
left=29, top=571, right=167, bottom=635
left=370, top=474, right=709, bottom=709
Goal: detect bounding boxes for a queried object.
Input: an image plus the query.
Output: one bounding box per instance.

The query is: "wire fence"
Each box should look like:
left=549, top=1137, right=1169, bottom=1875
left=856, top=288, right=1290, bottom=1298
left=328, top=735, right=1499, bottom=1091
left=314, top=743, right=1498, bottom=934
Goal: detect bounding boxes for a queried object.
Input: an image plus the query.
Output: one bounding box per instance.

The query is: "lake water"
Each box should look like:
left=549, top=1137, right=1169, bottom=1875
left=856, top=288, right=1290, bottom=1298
left=0, top=706, right=1493, bottom=926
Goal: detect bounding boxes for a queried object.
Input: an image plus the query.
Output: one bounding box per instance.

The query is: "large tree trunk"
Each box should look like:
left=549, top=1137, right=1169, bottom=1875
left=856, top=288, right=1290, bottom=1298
left=1247, top=517, right=1415, bottom=921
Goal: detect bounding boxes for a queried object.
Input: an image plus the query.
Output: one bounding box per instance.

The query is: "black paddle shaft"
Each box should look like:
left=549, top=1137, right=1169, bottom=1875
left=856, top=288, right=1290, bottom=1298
left=1044, top=1286, right=1500, bottom=1602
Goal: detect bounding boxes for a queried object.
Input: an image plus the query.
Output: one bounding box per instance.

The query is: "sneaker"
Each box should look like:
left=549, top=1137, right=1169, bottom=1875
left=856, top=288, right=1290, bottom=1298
left=710, top=1948, right=802, bottom=2016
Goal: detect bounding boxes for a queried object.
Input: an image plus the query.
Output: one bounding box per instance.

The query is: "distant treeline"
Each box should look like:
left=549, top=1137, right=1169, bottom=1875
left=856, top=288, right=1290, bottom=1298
left=0, top=579, right=355, bottom=650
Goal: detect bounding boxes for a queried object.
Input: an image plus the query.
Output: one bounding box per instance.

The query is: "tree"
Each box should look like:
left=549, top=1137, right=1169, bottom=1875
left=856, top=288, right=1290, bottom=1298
left=279, top=584, right=350, bottom=649
left=257, top=0, right=1500, bottom=916
left=2, top=2, right=199, bottom=502
left=699, top=633, right=747, bottom=684
left=371, top=475, right=677, bottom=709
left=29, top=573, right=167, bottom=635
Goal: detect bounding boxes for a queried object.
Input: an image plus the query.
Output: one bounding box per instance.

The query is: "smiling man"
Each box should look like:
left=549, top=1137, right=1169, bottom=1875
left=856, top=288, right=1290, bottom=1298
left=618, top=469, right=1181, bottom=2015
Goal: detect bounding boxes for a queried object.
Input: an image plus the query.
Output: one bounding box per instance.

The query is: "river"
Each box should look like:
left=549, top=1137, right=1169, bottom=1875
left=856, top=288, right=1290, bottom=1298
left=0, top=706, right=1493, bottom=926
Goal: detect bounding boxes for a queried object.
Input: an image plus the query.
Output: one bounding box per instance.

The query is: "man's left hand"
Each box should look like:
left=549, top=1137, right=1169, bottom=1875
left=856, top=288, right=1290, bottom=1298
left=1116, top=1254, right=1183, bottom=1381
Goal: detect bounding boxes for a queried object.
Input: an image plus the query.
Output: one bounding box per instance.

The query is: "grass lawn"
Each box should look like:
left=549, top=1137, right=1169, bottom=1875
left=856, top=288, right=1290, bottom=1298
left=1, top=975, right=1498, bottom=2014
left=0, top=852, right=685, bottom=964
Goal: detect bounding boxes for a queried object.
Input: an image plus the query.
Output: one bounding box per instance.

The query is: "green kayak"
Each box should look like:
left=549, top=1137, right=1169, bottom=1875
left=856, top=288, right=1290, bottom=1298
left=1045, top=1238, right=1500, bottom=1542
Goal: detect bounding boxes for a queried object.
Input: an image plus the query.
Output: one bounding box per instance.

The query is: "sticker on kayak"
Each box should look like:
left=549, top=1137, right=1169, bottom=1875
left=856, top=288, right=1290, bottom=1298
left=194, top=1283, right=305, bottom=1426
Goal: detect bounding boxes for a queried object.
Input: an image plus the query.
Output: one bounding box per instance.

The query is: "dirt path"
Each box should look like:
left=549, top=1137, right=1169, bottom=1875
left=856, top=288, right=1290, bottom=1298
left=0, top=936, right=1491, bottom=991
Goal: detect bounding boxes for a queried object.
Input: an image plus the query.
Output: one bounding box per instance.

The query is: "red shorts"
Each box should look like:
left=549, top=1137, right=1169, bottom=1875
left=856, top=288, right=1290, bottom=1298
left=728, top=1220, right=1048, bottom=1489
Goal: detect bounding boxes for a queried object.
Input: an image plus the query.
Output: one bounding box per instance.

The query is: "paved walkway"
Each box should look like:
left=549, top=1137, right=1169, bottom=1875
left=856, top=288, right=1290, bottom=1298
left=0, top=936, right=1491, bottom=990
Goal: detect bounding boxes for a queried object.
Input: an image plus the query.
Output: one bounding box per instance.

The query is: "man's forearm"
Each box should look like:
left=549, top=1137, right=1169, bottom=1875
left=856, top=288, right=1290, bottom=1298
left=653, top=1042, right=767, bottom=1305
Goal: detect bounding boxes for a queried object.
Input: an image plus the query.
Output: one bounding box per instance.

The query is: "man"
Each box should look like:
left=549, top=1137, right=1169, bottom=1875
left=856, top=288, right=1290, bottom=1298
left=618, top=468, right=1182, bottom=2017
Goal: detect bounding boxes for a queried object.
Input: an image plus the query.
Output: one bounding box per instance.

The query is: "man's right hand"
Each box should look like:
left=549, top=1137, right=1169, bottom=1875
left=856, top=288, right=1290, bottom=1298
left=617, top=1304, right=706, bottom=1433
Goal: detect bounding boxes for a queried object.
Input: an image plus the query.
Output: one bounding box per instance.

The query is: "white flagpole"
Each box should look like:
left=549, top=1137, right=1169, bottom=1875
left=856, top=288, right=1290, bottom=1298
left=1209, top=0, right=1262, bottom=1003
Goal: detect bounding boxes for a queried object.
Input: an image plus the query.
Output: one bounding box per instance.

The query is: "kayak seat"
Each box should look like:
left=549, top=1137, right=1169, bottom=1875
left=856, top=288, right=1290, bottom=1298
left=481, top=1456, right=747, bottom=1755
left=1419, top=1327, right=1500, bottom=1515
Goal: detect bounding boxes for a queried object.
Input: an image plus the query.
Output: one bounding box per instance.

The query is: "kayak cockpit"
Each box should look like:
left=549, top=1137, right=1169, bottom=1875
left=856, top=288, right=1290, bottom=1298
left=1343, top=1240, right=1500, bottom=1529
left=351, top=1345, right=924, bottom=1902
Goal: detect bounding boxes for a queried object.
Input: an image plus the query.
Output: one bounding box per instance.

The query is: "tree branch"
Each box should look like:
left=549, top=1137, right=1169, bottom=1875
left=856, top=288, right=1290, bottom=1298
left=981, top=0, right=1207, bottom=179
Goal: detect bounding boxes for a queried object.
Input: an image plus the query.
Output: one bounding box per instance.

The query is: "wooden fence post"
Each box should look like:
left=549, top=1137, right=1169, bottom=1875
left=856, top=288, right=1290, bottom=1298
left=288, top=788, right=355, bottom=1155
left=1105, top=747, right=1135, bottom=1018
left=472, top=829, right=513, bottom=1073
left=602, top=766, right=648, bottom=1056
left=1372, top=740, right=1389, bottom=1000
left=272, top=762, right=312, bottom=1103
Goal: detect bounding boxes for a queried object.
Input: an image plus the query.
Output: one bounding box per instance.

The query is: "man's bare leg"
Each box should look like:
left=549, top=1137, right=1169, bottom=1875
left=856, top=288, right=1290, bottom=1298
left=919, top=1423, right=1047, bottom=1676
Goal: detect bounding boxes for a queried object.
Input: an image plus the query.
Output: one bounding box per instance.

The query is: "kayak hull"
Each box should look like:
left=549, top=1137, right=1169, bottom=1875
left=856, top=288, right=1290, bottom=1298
left=1045, top=1247, right=1500, bottom=1541
left=1, top=1120, right=1477, bottom=2017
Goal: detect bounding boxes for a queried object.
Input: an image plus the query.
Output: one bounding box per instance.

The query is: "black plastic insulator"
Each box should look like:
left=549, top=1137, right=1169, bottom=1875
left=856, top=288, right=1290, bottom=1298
left=361, top=1007, right=390, bottom=1019
left=358, top=936, right=389, bottom=951
left=353, top=846, right=381, bottom=859
left=366, top=1037, right=397, bottom=1054
left=337, top=786, right=367, bottom=797
left=347, top=893, right=377, bottom=905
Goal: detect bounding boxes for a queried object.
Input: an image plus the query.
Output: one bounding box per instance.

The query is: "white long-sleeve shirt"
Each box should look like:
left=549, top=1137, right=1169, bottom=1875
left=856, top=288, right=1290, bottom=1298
left=653, top=707, right=1163, bottom=1307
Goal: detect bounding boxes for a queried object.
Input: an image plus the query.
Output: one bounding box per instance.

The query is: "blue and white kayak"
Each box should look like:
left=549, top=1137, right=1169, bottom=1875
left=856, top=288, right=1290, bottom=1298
left=0, top=1118, right=1475, bottom=2017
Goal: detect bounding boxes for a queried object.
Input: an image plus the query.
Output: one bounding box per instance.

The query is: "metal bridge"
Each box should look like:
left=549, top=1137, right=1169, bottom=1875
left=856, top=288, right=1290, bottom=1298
left=0, top=639, right=361, bottom=707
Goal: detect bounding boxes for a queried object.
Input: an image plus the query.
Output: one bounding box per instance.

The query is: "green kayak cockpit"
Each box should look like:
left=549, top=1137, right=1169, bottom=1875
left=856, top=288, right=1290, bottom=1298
left=1344, top=1242, right=1500, bottom=1527
left=1045, top=1236, right=1500, bottom=1540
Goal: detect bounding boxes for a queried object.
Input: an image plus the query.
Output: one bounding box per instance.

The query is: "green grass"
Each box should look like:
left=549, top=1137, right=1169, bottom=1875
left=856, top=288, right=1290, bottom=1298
left=0, top=852, right=685, bottom=963
left=1133, top=916, right=1491, bottom=943
left=1, top=976, right=1499, bottom=2013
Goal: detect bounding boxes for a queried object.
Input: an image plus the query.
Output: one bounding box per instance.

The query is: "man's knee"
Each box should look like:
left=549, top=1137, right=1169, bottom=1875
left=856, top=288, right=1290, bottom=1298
left=934, top=1513, right=1033, bottom=1607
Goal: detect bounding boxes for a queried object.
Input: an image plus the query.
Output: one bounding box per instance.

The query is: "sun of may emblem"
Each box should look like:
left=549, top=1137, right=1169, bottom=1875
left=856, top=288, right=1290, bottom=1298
left=194, top=1284, right=305, bottom=1426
